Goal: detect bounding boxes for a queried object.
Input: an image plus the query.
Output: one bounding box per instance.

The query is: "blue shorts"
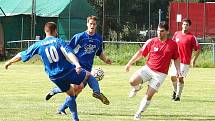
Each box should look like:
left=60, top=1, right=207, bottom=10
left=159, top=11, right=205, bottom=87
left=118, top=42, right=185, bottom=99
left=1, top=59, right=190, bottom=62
left=50, top=69, right=86, bottom=92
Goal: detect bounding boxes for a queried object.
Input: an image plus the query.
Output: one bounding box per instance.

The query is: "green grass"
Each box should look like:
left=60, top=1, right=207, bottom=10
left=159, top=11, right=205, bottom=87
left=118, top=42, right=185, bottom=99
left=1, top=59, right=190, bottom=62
left=0, top=63, right=215, bottom=121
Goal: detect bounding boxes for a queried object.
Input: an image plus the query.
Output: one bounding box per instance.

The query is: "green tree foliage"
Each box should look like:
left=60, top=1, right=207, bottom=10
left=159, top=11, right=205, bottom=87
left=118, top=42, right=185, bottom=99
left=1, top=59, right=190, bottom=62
left=88, top=0, right=211, bottom=41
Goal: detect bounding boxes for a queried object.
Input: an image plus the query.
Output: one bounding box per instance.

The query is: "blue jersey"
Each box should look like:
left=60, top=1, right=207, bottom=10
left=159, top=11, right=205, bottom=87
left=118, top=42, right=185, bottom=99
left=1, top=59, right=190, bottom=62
left=69, top=31, right=103, bottom=71
left=21, top=36, right=75, bottom=77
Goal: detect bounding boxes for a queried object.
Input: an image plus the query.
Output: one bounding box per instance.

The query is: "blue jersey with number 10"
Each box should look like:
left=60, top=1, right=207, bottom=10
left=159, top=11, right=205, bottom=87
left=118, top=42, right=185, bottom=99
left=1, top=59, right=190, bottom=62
left=20, top=36, right=75, bottom=77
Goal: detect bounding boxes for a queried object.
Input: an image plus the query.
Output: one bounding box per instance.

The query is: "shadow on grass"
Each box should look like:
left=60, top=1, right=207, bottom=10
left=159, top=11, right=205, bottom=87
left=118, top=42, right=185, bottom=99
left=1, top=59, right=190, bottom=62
left=141, top=114, right=215, bottom=120
left=79, top=112, right=215, bottom=120
left=182, top=99, right=215, bottom=103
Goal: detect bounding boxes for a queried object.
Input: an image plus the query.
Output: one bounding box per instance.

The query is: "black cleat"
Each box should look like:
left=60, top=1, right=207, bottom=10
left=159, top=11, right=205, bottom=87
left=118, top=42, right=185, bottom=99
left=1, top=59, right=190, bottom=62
left=92, top=92, right=110, bottom=105
left=172, top=91, right=176, bottom=100
left=45, top=91, right=55, bottom=101
left=174, top=97, right=180, bottom=101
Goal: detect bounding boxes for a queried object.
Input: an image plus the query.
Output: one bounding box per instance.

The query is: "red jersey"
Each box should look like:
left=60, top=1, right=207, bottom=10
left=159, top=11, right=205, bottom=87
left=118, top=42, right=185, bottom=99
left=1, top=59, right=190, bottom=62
left=172, top=31, right=200, bottom=64
left=140, top=37, right=179, bottom=74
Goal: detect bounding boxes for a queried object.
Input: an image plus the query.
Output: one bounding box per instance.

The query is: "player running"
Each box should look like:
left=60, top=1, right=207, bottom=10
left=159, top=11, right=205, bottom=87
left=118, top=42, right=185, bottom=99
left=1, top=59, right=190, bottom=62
left=169, top=18, right=201, bottom=101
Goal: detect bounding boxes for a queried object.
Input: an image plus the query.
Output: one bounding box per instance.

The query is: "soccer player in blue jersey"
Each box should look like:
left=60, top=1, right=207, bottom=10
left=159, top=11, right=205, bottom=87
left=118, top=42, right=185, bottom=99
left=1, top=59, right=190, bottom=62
left=45, top=15, right=112, bottom=114
left=4, top=22, right=107, bottom=121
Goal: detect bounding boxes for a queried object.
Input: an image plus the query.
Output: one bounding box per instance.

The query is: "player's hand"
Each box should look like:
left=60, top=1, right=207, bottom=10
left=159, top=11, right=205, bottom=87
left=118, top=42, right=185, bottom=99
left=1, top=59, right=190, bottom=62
left=75, top=66, right=82, bottom=74
left=125, top=64, right=131, bottom=72
left=105, top=58, right=112, bottom=64
left=4, top=61, right=12, bottom=70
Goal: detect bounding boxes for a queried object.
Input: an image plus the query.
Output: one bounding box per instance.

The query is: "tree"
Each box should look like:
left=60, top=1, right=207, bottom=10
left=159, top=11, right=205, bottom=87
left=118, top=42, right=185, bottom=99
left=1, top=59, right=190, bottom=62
left=88, top=0, right=208, bottom=41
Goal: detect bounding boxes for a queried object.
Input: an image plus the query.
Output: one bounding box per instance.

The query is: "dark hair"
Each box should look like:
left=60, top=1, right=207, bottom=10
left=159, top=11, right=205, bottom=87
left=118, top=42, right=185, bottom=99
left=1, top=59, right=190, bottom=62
left=44, top=22, right=57, bottom=34
left=182, top=18, right=191, bottom=26
left=158, top=21, right=169, bottom=31
left=87, top=15, right=97, bottom=23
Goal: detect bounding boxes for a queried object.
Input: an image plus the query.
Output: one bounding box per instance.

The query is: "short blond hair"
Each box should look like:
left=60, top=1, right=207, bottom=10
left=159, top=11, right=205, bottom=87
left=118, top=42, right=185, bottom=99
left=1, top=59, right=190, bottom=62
left=44, top=22, right=57, bottom=34
left=87, top=15, right=97, bottom=23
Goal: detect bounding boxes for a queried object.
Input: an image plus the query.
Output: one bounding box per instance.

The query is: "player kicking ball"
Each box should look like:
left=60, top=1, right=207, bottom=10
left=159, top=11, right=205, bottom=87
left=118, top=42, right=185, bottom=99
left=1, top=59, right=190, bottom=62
left=44, top=15, right=111, bottom=115
left=4, top=22, right=107, bottom=121
left=125, top=21, right=181, bottom=120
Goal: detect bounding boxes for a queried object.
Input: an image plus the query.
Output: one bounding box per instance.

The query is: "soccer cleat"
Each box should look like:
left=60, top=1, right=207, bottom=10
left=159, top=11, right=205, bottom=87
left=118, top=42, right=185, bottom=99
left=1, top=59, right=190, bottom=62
left=174, top=97, right=180, bottom=101
left=128, top=85, right=143, bottom=98
left=92, top=92, right=110, bottom=105
left=45, top=91, right=55, bottom=101
left=56, top=110, right=67, bottom=115
left=134, top=113, right=141, bottom=120
left=172, top=91, right=176, bottom=100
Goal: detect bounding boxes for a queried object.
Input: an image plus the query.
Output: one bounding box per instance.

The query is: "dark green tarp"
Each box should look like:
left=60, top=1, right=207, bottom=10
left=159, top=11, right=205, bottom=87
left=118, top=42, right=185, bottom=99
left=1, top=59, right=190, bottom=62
left=0, top=0, right=96, bottom=56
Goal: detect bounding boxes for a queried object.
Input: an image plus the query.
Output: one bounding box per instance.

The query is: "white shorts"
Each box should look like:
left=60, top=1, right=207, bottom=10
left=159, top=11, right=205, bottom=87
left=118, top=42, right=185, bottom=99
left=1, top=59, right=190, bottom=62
left=169, top=61, right=190, bottom=77
left=137, top=65, right=167, bottom=91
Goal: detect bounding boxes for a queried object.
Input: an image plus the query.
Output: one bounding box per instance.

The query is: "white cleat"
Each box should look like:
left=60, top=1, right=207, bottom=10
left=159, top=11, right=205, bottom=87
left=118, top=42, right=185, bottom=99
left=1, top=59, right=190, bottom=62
left=128, top=85, right=143, bottom=98
left=133, top=113, right=141, bottom=120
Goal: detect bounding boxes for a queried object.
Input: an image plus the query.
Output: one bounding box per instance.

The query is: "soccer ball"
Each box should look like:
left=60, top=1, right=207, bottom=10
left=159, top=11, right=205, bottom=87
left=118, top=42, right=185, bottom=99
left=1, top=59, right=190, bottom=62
left=91, top=68, right=104, bottom=81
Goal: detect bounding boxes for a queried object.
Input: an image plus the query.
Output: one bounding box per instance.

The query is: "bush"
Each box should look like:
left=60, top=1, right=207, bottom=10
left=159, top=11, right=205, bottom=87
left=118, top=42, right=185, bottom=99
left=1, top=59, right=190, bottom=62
left=95, top=43, right=215, bottom=68
left=3, top=43, right=215, bottom=68
left=95, top=43, right=146, bottom=66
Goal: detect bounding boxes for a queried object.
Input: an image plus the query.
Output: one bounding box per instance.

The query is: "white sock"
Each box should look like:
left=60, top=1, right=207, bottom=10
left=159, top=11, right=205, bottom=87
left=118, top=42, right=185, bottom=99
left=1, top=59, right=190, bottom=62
left=172, top=81, right=177, bottom=92
left=176, top=83, right=184, bottom=98
left=136, top=95, right=151, bottom=114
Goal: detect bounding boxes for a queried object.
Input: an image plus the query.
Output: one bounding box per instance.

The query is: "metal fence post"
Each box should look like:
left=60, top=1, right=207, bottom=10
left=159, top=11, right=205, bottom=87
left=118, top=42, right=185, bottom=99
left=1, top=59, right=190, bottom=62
left=213, top=43, right=215, bottom=64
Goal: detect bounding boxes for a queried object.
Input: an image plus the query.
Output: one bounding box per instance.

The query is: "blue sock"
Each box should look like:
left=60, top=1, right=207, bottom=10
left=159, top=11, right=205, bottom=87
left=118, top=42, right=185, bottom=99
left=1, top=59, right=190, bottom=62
left=87, top=75, right=100, bottom=93
left=52, top=87, right=62, bottom=94
left=67, top=96, right=79, bottom=121
left=58, top=96, right=70, bottom=112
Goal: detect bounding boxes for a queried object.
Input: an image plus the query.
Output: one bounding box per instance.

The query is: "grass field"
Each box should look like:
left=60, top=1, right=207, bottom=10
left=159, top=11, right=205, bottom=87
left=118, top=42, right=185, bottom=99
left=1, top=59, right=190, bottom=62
left=0, top=63, right=215, bottom=121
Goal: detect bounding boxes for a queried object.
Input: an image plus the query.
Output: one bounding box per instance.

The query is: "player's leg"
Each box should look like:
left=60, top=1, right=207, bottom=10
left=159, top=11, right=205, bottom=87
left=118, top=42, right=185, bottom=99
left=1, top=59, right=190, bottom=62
left=85, top=72, right=100, bottom=93
left=171, top=76, right=177, bottom=100
left=45, top=69, right=89, bottom=101
left=169, top=61, right=178, bottom=100
left=65, top=85, right=79, bottom=121
left=134, top=86, right=156, bottom=120
left=175, top=77, right=184, bottom=101
left=57, top=72, right=110, bottom=114
left=50, top=80, right=81, bottom=121
left=56, top=70, right=105, bottom=114
left=128, top=73, right=143, bottom=98
left=45, top=87, right=62, bottom=101
left=85, top=71, right=110, bottom=105
left=57, top=84, right=83, bottom=114
left=128, top=66, right=150, bottom=98
left=58, top=70, right=109, bottom=116
left=45, top=84, right=83, bottom=101
left=57, top=90, right=79, bottom=121
left=56, top=69, right=109, bottom=117
left=175, top=63, right=189, bottom=101
left=134, top=70, right=166, bottom=120
left=57, top=96, right=70, bottom=115
left=49, top=69, right=87, bottom=121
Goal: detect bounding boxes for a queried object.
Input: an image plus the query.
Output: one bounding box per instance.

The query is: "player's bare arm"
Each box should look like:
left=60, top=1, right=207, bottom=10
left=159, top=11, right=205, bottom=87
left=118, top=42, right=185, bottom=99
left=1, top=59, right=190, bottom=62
left=4, top=52, right=22, bottom=69
left=99, top=52, right=112, bottom=64
left=67, top=53, right=82, bottom=74
left=125, top=50, right=142, bottom=72
left=191, top=49, right=201, bottom=67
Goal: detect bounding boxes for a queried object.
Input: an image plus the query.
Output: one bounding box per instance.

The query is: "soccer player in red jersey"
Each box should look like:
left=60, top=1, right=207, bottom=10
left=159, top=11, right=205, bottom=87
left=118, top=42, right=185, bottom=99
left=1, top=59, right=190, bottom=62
left=125, top=21, right=181, bottom=120
left=169, top=18, right=200, bottom=101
